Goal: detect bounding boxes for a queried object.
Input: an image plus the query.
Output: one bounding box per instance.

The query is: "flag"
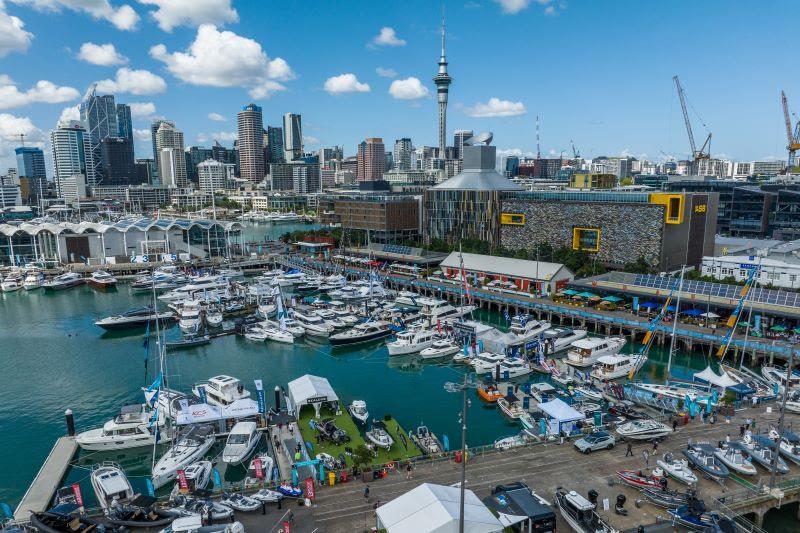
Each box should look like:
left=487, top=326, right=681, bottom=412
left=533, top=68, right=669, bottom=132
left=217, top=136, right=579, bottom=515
left=503, top=309, right=510, bottom=322
left=213, top=468, right=222, bottom=489
left=148, top=408, right=159, bottom=428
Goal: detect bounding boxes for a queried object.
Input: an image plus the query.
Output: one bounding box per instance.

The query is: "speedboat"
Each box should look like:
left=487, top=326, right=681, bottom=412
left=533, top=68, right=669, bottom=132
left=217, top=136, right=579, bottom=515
left=292, top=307, right=334, bottom=337
left=419, top=339, right=460, bottom=360
left=348, top=400, right=369, bottom=424
left=774, top=429, right=800, bottom=465
left=740, top=434, right=790, bottom=474
left=410, top=425, right=443, bottom=455
left=573, top=384, right=604, bottom=401
left=616, top=470, right=663, bottom=490
left=273, top=270, right=305, bottom=287
left=365, top=421, right=394, bottom=450
left=88, top=270, right=118, bottom=290
left=714, top=444, right=756, bottom=475
left=330, top=321, right=391, bottom=346
left=219, top=492, right=261, bottom=512
left=493, top=429, right=536, bottom=450
left=494, top=358, right=533, bottom=379
left=222, top=422, right=260, bottom=464
left=565, top=337, right=626, bottom=368
left=503, top=316, right=551, bottom=348
left=244, top=452, right=275, bottom=485
left=76, top=404, right=169, bottom=450
left=43, top=272, right=84, bottom=291
left=178, top=300, right=203, bottom=332
left=477, top=384, right=504, bottom=402
left=168, top=495, right=233, bottom=522
left=1, top=270, right=24, bottom=292
left=22, top=270, right=44, bottom=290
left=682, top=443, right=729, bottom=480
left=158, top=275, right=229, bottom=303
left=590, top=354, right=646, bottom=381
left=152, top=426, right=216, bottom=488
left=169, top=460, right=212, bottom=500
left=418, top=297, right=476, bottom=324
left=656, top=452, right=698, bottom=485
left=471, top=352, right=507, bottom=373
left=542, top=327, right=588, bottom=352
left=762, top=365, right=800, bottom=390
left=554, top=488, right=618, bottom=533
left=206, top=306, right=223, bottom=328
left=95, top=307, right=175, bottom=331
left=615, top=419, right=673, bottom=441
left=192, top=375, right=250, bottom=407
left=252, top=488, right=284, bottom=503
left=90, top=463, right=134, bottom=510
left=667, top=497, right=723, bottom=532
left=387, top=326, right=437, bottom=356
left=264, top=318, right=305, bottom=337
left=497, top=397, right=524, bottom=419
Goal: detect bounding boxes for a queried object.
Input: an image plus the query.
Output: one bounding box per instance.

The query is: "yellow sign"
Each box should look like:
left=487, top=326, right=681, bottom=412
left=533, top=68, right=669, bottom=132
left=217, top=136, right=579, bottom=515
left=694, top=204, right=707, bottom=213
left=501, top=213, right=526, bottom=225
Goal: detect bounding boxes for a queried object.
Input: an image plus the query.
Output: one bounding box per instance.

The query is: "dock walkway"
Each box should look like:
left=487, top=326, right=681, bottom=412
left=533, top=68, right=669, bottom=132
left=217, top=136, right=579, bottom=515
left=14, top=436, right=77, bottom=521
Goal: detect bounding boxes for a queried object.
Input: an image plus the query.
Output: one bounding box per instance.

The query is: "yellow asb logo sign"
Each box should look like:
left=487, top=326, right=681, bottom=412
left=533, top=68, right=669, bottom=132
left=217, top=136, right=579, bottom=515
left=694, top=204, right=707, bottom=213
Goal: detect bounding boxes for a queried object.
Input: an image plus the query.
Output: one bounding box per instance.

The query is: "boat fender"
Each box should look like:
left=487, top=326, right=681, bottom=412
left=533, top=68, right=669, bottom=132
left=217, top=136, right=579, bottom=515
left=634, top=499, right=643, bottom=508
left=386, top=462, right=395, bottom=470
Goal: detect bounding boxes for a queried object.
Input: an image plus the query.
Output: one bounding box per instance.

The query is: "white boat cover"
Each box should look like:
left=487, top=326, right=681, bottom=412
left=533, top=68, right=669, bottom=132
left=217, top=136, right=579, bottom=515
left=694, top=366, right=738, bottom=389
left=376, top=483, right=503, bottom=533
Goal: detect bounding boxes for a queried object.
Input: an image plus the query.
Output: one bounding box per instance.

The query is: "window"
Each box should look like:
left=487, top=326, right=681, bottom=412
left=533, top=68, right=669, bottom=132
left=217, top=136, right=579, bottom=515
left=572, top=227, right=600, bottom=252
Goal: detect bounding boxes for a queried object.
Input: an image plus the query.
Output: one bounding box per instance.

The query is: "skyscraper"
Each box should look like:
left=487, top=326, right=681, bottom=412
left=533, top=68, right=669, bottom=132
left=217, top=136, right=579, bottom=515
left=266, top=126, right=284, bottom=164
left=100, top=137, right=136, bottom=185
left=116, top=104, right=132, bottom=139
left=15, top=146, right=47, bottom=204
left=282, top=113, right=303, bottom=162
left=150, top=119, right=174, bottom=181
left=453, top=130, right=473, bottom=160
left=433, top=14, right=452, bottom=157
left=237, top=103, right=265, bottom=182
left=357, top=138, right=386, bottom=181
left=79, top=85, right=118, bottom=186
left=185, top=146, right=213, bottom=183
left=155, top=122, right=186, bottom=187
left=50, top=120, right=95, bottom=198
left=393, top=138, right=413, bottom=170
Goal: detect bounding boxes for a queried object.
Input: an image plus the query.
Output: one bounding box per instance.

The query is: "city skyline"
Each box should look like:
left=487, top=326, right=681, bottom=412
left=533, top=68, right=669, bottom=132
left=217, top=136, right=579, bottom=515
left=0, top=0, right=799, bottom=174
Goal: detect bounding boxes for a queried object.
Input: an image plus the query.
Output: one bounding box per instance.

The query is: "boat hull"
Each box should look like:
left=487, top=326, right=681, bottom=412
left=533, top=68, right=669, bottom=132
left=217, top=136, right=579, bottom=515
left=330, top=330, right=391, bottom=346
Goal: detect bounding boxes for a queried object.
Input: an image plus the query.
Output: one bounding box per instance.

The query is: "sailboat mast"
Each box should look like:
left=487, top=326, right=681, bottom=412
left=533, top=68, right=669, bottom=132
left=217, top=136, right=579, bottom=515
left=667, top=266, right=685, bottom=375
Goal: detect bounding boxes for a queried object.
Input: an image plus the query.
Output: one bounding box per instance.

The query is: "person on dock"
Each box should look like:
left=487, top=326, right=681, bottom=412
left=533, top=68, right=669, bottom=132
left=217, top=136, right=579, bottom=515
left=364, top=485, right=370, bottom=500
left=625, top=442, right=633, bottom=457
left=642, top=449, right=650, bottom=468
left=406, top=463, right=413, bottom=480
left=652, top=441, right=658, bottom=453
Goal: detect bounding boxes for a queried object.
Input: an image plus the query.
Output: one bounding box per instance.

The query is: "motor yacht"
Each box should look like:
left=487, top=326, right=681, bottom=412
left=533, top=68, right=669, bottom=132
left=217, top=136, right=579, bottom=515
left=1, top=270, right=24, bottom=292
left=292, top=307, right=334, bottom=337
left=348, top=400, right=369, bottom=424
left=248, top=322, right=295, bottom=344
left=632, top=382, right=711, bottom=406
left=206, top=305, right=223, bottom=327
left=178, top=300, right=203, bottom=332
left=76, top=404, right=170, bottom=450
left=497, top=397, right=525, bottom=419
left=565, top=337, right=626, bottom=368
left=682, top=443, right=729, bottom=480
left=528, top=382, right=558, bottom=403
left=328, top=306, right=359, bottom=326
left=761, top=365, right=800, bottom=390
left=264, top=317, right=305, bottom=337
left=90, top=463, right=134, bottom=510
left=330, top=321, right=391, bottom=346
left=272, top=270, right=305, bottom=287
left=542, top=327, right=588, bottom=352
left=505, top=316, right=551, bottom=345
left=95, top=307, right=175, bottom=331
left=590, top=354, right=646, bottom=381
left=42, top=272, right=84, bottom=291
left=88, top=270, right=118, bottom=290
left=130, top=271, right=186, bottom=293
left=314, top=308, right=346, bottom=329
left=365, top=422, right=394, bottom=450
left=320, top=274, right=347, bottom=291
left=714, top=444, right=756, bottom=475
left=554, top=488, right=618, bottom=533
left=387, top=326, right=437, bottom=356
left=192, top=375, right=251, bottom=407
left=615, top=419, right=673, bottom=440
left=22, top=270, right=44, bottom=290
left=471, top=352, right=507, bottom=373
left=256, top=298, right=277, bottom=319
left=222, top=422, right=260, bottom=464
left=158, top=275, right=229, bottom=303
left=418, top=297, right=476, bottom=324
left=169, top=460, right=212, bottom=499
left=495, top=358, right=533, bottom=379
left=244, top=452, right=275, bottom=485
left=419, top=339, right=461, bottom=360
left=152, top=426, right=216, bottom=489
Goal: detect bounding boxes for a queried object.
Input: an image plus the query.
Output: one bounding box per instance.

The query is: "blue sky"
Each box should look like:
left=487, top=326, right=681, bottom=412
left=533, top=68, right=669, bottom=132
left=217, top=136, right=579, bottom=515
left=0, top=0, right=798, bottom=174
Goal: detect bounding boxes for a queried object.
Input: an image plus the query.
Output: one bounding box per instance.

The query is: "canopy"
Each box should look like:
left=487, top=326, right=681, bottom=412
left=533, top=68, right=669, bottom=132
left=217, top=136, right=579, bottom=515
left=640, top=302, right=660, bottom=309
left=601, top=295, right=623, bottom=302
left=287, top=374, right=339, bottom=417
left=682, top=308, right=703, bottom=316
left=376, top=483, right=503, bottom=533
left=576, top=292, right=598, bottom=298
left=665, top=305, right=676, bottom=312
left=701, top=312, right=720, bottom=319
left=770, top=324, right=787, bottom=332
left=693, top=366, right=738, bottom=389
left=561, top=289, right=578, bottom=296
left=537, top=398, right=584, bottom=423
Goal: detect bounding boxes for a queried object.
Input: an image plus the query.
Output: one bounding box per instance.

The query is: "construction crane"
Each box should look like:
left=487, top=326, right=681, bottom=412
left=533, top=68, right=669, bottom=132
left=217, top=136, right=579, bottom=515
left=535, top=115, right=541, bottom=159
left=570, top=139, right=580, bottom=159
left=673, top=75, right=711, bottom=162
left=781, top=90, right=800, bottom=170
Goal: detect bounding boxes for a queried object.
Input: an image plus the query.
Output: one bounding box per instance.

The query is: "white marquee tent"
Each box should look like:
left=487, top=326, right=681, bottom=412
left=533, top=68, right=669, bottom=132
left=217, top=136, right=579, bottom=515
left=693, top=366, right=739, bottom=389
left=287, top=374, right=339, bottom=417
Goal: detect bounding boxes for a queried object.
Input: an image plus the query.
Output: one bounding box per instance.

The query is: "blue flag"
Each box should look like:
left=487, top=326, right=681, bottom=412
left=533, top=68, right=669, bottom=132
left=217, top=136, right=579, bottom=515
left=148, top=408, right=159, bottom=428
left=197, top=385, right=207, bottom=404
left=145, top=479, right=155, bottom=497
left=212, top=468, right=222, bottom=489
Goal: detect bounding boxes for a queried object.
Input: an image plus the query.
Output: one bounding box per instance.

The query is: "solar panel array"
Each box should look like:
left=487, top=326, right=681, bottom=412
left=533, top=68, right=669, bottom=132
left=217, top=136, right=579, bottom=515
left=631, top=274, right=800, bottom=309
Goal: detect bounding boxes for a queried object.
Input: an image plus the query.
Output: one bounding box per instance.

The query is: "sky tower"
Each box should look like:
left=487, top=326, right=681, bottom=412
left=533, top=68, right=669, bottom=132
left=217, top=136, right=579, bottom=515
left=433, top=10, right=452, bottom=157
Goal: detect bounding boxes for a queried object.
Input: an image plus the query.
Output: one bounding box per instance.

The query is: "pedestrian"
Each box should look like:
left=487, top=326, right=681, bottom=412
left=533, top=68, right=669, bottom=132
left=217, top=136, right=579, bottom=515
left=751, top=419, right=757, bottom=433
left=289, top=423, right=295, bottom=437
left=725, top=433, right=731, bottom=444
left=652, top=441, right=658, bottom=453
left=364, top=485, right=370, bottom=499
left=739, top=425, right=745, bottom=438
left=642, top=449, right=650, bottom=468
left=625, top=442, right=633, bottom=457
left=752, top=396, right=758, bottom=408
left=406, top=463, right=413, bottom=480
left=672, top=419, right=679, bottom=432
left=278, top=421, right=283, bottom=433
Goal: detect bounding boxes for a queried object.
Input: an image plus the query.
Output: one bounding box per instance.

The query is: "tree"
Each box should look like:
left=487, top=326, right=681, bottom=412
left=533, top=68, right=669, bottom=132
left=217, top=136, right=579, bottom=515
left=623, top=256, right=653, bottom=274
left=352, top=444, right=373, bottom=469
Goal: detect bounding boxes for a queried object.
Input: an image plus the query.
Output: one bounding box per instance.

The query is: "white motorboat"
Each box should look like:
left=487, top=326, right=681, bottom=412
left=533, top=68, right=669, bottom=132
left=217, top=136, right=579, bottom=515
left=165, top=515, right=244, bottom=533
left=348, top=400, right=369, bottom=424
left=273, top=270, right=305, bottom=287
left=542, top=327, right=588, bottom=352
left=95, top=307, right=175, bottom=331
left=206, top=306, right=223, bottom=327
left=418, top=297, right=476, bottom=324
left=158, top=275, right=229, bottom=303
left=256, top=299, right=277, bottom=318
left=555, top=488, right=618, bottom=533
left=292, top=308, right=334, bottom=337
left=565, top=337, right=626, bottom=368
left=590, top=354, right=646, bottom=381
left=330, top=321, right=391, bottom=346
left=761, top=365, right=800, bottom=390
left=655, top=452, right=698, bottom=485
left=88, top=270, right=118, bottom=290
left=471, top=352, right=507, bottom=373
left=528, top=382, right=558, bottom=403
left=615, top=419, right=673, bottom=440
left=315, top=308, right=346, bottom=329
left=419, top=339, right=461, bottom=360
left=714, top=444, right=757, bottom=475
left=90, top=463, right=134, bottom=510
left=495, top=358, right=533, bottom=379
left=22, top=270, right=44, bottom=290
left=76, top=404, right=170, bottom=451
left=244, top=452, right=275, bottom=485
left=740, top=435, right=790, bottom=473
left=573, top=385, right=604, bottom=401
left=192, top=375, right=251, bottom=407
left=632, top=382, right=711, bottom=406
left=219, top=492, right=261, bottom=512
left=222, top=422, right=260, bottom=464
left=1, top=270, right=24, bottom=292
left=152, top=426, right=216, bottom=488
left=494, top=429, right=537, bottom=450
left=252, top=488, right=284, bottom=503
left=365, top=422, right=394, bottom=450
left=497, top=397, right=524, bottom=419
left=169, top=460, right=212, bottom=499
left=504, top=316, right=551, bottom=347
left=774, top=429, right=800, bottom=465
left=178, top=300, right=203, bottom=332
left=262, top=324, right=295, bottom=344
left=43, top=272, right=84, bottom=291
left=264, top=318, right=305, bottom=337
left=329, top=306, right=358, bottom=326
left=387, top=326, right=437, bottom=356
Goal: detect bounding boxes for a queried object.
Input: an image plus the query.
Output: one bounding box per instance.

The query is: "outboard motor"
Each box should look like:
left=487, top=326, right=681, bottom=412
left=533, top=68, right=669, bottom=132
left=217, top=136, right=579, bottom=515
left=587, top=489, right=599, bottom=508
left=615, top=494, right=628, bottom=516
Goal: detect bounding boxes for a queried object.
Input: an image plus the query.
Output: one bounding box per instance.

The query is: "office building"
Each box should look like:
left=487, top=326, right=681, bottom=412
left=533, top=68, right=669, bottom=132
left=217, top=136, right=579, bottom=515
left=0, top=185, right=22, bottom=207
left=269, top=161, right=319, bottom=192
left=197, top=159, right=235, bottom=191
left=319, top=146, right=343, bottom=169
left=752, top=160, right=786, bottom=176
left=357, top=138, right=386, bottom=181
left=92, top=184, right=172, bottom=210
left=116, top=104, right=132, bottom=139
left=150, top=119, right=174, bottom=182
left=504, top=156, right=519, bottom=177
left=237, top=103, right=265, bottom=182
left=212, top=141, right=238, bottom=171
left=15, top=147, right=46, bottom=203
left=266, top=126, right=284, bottom=164
left=185, top=146, right=213, bottom=183
left=283, top=113, right=303, bottom=162
left=79, top=85, right=117, bottom=186
left=135, top=159, right=155, bottom=185
left=155, top=122, right=186, bottom=188
left=393, top=138, right=413, bottom=170
left=319, top=193, right=422, bottom=242
left=51, top=120, right=95, bottom=199
left=518, top=157, right=564, bottom=180
left=100, top=137, right=136, bottom=186
left=453, top=130, right=473, bottom=160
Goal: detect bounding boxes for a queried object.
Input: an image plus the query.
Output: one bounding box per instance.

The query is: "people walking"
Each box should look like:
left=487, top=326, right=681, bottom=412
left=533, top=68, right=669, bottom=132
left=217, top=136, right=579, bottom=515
left=642, top=449, right=650, bottom=467
left=406, top=463, right=413, bottom=480
left=364, top=485, right=370, bottom=499
left=625, top=442, right=633, bottom=457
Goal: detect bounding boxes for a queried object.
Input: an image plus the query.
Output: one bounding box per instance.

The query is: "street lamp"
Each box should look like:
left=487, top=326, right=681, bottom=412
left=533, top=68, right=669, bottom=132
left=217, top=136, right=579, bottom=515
left=444, top=373, right=481, bottom=533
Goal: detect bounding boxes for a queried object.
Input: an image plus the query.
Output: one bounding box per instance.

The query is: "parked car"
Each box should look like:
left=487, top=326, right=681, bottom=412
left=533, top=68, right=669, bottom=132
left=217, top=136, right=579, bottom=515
left=574, top=431, right=615, bottom=454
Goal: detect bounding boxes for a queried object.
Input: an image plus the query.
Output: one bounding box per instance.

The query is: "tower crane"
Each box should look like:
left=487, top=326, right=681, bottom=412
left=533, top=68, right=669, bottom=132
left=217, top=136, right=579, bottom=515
left=781, top=90, right=800, bottom=170
left=570, top=139, right=580, bottom=159
left=673, top=75, right=711, bottom=162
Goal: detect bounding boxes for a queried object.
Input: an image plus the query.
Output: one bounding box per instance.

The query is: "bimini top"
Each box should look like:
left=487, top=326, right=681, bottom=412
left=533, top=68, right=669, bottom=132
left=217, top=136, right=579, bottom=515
left=0, top=217, right=242, bottom=237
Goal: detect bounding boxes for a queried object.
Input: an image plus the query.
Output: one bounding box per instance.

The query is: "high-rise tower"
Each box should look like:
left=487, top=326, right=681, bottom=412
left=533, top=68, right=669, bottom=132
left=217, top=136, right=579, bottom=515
left=237, top=103, right=265, bottom=182
left=433, top=12, right=452, bottom=156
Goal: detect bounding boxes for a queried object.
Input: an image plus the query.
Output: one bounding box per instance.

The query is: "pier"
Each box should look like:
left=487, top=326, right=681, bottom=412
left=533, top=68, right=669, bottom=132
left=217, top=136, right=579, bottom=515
left=14, top=436, right=77, bottom=521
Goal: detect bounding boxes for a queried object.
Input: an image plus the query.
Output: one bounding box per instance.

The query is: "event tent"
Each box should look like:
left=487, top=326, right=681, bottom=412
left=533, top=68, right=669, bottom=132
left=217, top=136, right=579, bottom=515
left=693, top=366, right=738, bottom=389
left=376, top=483, right=503, bottom=533
left=287, top=374, right=339, bottom=417
left=537, top=398, right=584, bottom=436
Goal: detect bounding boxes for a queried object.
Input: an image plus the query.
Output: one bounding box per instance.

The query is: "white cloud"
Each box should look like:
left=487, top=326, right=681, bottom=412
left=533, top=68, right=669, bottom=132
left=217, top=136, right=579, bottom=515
left=388, top=77, right=429, bottom=100
left=0, top=113, right=44, bottom=162
left=493, top=0, right=555, bottom=15
left=324, top=73, right=370, bottom=95
left=133, top=128, right=150, bottom=140
left=375, top=67, right=397, bottom=78
left=372, top=27, right=405, bottom=47
left=128, top=101, right=155, bottom=118
left=465, top=97, right=527, bottom=117
left=138, top=0, right=238, bottom=32
left=150, top=24, right=293, bottom=98
left=497, top=148, right=536, bottom=158
left=0, top=78, right=80, bottom=110
left=59, top=104, right=79, bottom=122
left=303, top=135, right=319, bottom=145
left=77, top=42, right=127, bottom=66
left=95, top=67, right=166, bottom=95
left=0, top=3, right=33, bottom=57
left=207, top=112, right=225, bottom=122
left=196, top=130, right=235, bottom=143
left=10, top=0, right=139, bottom=30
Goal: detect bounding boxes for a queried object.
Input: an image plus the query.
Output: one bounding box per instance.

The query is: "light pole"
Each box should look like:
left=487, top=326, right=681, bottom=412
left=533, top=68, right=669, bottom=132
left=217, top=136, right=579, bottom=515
left=444, top=373, right=479, bottom=533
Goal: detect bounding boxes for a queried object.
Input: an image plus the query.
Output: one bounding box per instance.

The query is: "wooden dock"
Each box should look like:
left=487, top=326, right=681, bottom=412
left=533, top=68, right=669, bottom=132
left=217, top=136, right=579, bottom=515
left=14, top=436, right=78, bottom=521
